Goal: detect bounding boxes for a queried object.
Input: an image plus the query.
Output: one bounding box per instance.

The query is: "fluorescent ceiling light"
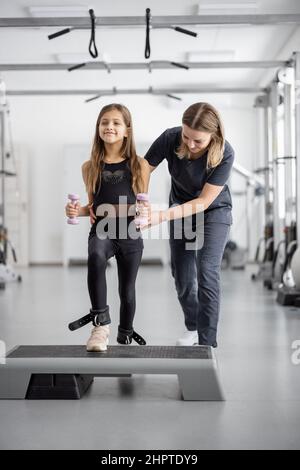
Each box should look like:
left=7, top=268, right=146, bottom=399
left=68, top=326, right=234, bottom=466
left=186, top=50, right=236, bottom=61
left=55, top=53, right=91, bottom=63
left=55, top=52, right=110, bottom=63
left=27, top=5, right=91, bottom=17
left=198, top=1, right=259, bottom=12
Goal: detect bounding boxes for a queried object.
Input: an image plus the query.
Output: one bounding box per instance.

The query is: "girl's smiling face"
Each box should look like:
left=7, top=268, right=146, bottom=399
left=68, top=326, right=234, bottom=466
left=99, top=110, right=128, bottom=145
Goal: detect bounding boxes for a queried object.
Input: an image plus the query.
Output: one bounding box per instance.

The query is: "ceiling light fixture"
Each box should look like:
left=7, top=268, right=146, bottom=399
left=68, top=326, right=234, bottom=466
left=27, top=5, right=91, bottom=17
left=198, top=1, right=258, bottom=13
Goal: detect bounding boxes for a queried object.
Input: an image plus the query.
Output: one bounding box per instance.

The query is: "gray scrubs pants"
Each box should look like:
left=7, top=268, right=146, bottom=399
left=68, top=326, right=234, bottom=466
left=170, top=221, right=230, bottom=347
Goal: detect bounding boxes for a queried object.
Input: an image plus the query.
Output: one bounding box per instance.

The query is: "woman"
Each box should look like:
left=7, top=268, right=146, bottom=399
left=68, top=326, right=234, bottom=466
left=145, top=102, right=234, bottom=347
left=66, top=103, right=149, bottom=351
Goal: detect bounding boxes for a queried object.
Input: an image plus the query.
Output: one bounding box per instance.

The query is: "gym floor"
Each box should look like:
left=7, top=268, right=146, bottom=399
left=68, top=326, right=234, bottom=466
left=0, top=264, right=300, bottom=450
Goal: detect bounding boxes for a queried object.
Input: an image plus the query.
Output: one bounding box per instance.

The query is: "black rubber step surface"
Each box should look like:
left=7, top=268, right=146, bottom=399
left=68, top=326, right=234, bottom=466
left=7, top=345, right=212, bottom=360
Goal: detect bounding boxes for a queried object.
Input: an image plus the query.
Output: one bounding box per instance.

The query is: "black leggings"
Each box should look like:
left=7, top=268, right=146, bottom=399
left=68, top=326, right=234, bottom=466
left=88, top=233, right=143, bottom=331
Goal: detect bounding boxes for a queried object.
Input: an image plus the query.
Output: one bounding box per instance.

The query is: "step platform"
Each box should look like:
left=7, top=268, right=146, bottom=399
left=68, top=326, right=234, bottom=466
left=0, top=345, right=225, bottom=401
left=276, top=285, right=300, bottom=306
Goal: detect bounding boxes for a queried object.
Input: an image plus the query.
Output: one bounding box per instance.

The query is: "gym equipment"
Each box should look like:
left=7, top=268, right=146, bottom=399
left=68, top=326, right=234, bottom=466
left=275, top=75, right=297, bottom=298
left=277, top=53, right=300, bottom=305
left=222, top=240, right=247, bottom=270
left=276, top=245, right=300, bottom=306
left=229, top=162, right=265, bottom=268
left=266, top=239, right=286, bottom=290
left=0, top=263, right=21, bottom=285
left=67, top=193, right=80, bottom=224
left=0, top=81, right=21, bottom=288
left=0, top=345, right=225, bottom=401
left=260, top=81, right=285, bottom=291
left=251, top=94, right=274, bottom=285
left=291, top=247, right=300, bottom=288
left=251, top=227, right=274, bottom=283
left=271, top=72, right=299, bottom=301
left=252, top=75, right=298, bottom=294
left=281, top=240, right=297, bottom=288
left=266, top=225, right=296, bottom=292
left=0, top=226, right=22, bottom=288
left=48, top=9, right=98, bottom=60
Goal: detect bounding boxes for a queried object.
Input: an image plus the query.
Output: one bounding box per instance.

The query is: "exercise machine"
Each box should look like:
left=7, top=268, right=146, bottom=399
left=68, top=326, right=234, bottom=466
left=0, top=78, right=21, bottom=289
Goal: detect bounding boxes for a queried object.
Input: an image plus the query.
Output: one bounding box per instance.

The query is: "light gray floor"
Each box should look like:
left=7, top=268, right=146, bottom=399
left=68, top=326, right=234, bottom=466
left=0, top=264, right=300, bottom=450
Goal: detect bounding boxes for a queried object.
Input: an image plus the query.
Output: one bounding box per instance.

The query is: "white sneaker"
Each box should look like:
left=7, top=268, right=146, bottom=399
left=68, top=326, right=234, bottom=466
left=176, top=330, right=198, bottom=346
left=86, top=325, right=110, bottom=352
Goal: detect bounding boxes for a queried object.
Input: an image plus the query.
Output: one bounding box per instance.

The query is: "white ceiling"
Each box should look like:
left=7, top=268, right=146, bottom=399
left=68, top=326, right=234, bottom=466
left=1, top=0, right=300, bottom=94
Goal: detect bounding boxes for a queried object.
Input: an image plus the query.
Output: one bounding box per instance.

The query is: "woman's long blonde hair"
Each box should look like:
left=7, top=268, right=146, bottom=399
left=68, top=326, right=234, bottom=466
left=84, top=103, right=142, bottom=198
left=177, top=102, right=225, bottom=168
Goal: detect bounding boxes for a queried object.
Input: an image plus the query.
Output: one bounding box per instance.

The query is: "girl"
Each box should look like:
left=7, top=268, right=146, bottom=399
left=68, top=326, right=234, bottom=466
left=66, top=103, right=150, bottom=352
left=145, top=102, right=234, bottom=348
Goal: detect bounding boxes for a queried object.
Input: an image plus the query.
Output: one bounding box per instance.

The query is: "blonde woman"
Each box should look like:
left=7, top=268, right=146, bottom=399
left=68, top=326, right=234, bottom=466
left=66, top=104, right=149, bottom=351
left=145, top=102, right=234, bottom=348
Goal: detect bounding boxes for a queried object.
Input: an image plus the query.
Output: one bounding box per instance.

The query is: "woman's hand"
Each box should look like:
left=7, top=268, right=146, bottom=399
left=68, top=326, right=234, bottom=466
left=65, top=201, right=81, bottom=219
left=141, top=210, right=167, bottom=230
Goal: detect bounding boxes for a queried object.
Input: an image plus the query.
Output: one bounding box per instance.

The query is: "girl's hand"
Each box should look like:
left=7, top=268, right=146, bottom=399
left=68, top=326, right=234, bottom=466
left=65, top=201, right=81, bottom=218
left=135, top=201, right=151, bottom=229
left=136, top=201, right=151, bottom=219
left=89, top=204, right=97, bottom=224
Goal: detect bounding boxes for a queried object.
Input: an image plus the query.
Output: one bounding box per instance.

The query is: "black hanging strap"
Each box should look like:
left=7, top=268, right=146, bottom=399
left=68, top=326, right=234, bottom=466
left=88, top=9, right=98, bottom=58
left=144, top=8, right=151, bottom=59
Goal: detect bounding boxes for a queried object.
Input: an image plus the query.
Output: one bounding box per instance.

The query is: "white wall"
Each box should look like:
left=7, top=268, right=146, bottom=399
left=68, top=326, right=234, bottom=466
left=222, top=104, right=265, bottom=259
left=6, top=93, right=260, bottom=263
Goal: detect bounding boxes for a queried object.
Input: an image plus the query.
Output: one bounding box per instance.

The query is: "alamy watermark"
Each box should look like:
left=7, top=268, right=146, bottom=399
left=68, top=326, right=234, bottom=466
left=291, top=340, right=300, bottom=365
left=0, top=340, right=6, bottom=364
left=95, top=197, right=205, bottom=251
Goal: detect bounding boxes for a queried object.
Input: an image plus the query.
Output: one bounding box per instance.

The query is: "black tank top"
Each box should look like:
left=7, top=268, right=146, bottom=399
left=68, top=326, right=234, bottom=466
left=92, top=159, right=136, bottom=213
left=90, top=159, right=142, bottom=243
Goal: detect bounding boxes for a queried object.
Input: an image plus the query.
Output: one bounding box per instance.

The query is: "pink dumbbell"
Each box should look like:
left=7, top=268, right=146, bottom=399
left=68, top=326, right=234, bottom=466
left=67, top=193, right=80, bottom=225
left=135, top=193, right=149, bottom=227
